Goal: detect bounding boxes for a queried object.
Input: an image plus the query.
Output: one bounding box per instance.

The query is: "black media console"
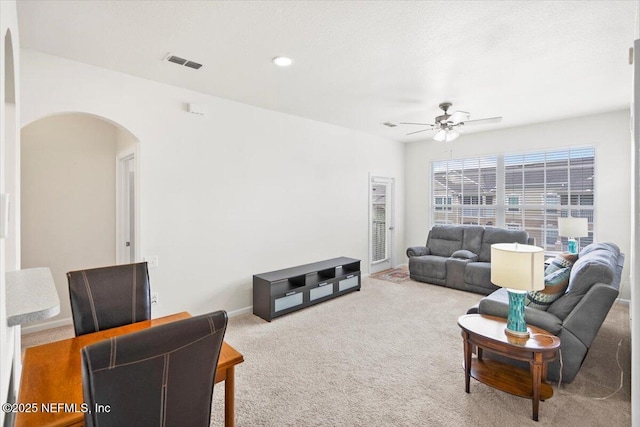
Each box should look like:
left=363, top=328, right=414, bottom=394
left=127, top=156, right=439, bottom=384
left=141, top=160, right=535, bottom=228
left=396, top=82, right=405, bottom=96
left=253, top=257, right=361, bottom=321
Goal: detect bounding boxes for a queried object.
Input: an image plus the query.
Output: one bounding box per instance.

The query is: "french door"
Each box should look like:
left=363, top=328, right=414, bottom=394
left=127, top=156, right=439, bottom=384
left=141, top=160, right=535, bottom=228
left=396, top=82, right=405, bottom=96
left=369, top=175, right=394, bottom=273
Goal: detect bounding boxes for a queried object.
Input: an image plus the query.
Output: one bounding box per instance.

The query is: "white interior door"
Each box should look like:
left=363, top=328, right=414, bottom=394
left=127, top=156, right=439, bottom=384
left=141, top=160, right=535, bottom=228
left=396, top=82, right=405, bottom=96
left=370, top=175, right=394, bottom=273
left=117, top=152, right=136, bottom=264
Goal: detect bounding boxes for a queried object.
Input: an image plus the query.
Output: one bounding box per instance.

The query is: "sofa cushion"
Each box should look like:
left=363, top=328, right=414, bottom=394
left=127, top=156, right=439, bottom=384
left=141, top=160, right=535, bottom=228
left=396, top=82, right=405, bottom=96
left=408, top=255, right=447, bottom=280
left=526, top=267, right=572, bottom=310
left=566, top=250, right=616, bottom=295
left=478, top=227, right=529, bottom=262
left=579, top=242, right=620, bottom=259
left=477, top=288, right=564, bottom=334
left=547, top=245, right=618, bottom=320
left=426, top=226, right=463, bottom=257
left=462, top=226, right=484, bottom=255
left=464, top=262, right=491, bottom=287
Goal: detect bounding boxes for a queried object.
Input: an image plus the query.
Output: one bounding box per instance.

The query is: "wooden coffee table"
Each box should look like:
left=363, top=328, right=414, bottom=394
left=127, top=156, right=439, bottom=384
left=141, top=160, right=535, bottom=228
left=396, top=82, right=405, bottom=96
left=457, top=314, right=560, bottom=421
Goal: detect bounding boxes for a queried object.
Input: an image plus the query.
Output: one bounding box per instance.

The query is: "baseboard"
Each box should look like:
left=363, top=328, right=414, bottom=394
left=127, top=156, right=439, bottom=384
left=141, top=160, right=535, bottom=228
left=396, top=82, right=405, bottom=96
left=615, top=298, right=630, bottom=306
left=227, top=305, right=253, bottom=317
left=21, top=317, right=73, bottom=335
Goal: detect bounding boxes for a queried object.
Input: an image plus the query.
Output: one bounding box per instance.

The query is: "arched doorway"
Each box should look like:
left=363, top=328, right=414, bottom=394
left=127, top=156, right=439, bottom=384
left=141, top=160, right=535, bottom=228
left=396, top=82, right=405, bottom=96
left=20, top=112, right=140, bottom=330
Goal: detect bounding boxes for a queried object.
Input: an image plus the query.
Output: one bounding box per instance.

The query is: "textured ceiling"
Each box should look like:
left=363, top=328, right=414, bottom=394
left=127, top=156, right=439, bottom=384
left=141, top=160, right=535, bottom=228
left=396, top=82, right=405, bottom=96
left=16, top=1, right=638, bottom=143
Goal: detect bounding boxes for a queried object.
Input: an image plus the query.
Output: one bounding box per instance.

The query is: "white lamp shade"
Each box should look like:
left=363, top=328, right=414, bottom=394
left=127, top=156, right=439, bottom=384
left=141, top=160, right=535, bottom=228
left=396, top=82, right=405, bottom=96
left=558, top=217, right=588, bottom=238
left=490, top=243, right=544, bottom=291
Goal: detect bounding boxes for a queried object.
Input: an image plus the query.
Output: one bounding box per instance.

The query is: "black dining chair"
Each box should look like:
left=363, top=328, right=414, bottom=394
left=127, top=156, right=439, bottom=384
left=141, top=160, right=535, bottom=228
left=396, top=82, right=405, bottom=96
left=81, top=310, right=228, bottom=427
left=67, top=262, right=151, bottom=336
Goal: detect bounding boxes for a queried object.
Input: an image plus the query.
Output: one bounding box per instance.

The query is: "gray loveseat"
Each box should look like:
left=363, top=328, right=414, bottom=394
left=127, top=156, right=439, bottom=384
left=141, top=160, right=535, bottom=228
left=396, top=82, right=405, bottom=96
left=406, top=225, right=534, bottom=295
left=468, top=242, right=624, bottom=383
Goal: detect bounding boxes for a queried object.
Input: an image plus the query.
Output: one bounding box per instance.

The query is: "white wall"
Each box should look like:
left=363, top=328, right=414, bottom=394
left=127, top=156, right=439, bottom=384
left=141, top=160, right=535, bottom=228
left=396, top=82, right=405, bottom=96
left=21, top=113, right=117, bottom=323
left=405, top=110, right=632, bottom=300
left=20, top=49, right=405, bottom=322
left=0, top=0, right=20, bottom=423
left=116, top=126, right=137, bottom=153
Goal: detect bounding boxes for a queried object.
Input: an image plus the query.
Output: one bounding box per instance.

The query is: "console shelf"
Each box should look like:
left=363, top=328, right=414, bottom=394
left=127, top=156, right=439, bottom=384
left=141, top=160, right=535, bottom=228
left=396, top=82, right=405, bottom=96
left=253, top=257, right=361, bottom=321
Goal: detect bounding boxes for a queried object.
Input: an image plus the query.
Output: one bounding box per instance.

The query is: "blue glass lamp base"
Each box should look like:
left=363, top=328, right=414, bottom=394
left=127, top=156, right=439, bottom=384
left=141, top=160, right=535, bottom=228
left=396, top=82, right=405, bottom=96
left=567, top=239, right=578, bottom=254
left=506, top=290, right=530, bottom=338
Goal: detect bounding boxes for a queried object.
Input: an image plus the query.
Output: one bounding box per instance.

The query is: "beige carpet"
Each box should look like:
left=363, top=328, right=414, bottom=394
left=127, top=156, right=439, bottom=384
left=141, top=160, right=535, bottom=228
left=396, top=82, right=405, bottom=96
left=23, top=276, right=631, bottom=426
left=210, top=277, right=630, bottom=426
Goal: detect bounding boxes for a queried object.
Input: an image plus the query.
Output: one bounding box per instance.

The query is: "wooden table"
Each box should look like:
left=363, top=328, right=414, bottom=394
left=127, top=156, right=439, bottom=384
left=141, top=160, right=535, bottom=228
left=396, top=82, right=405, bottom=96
left=15, top=312, right=244, bottom=427
left=458, top=314, right=560, bottom=421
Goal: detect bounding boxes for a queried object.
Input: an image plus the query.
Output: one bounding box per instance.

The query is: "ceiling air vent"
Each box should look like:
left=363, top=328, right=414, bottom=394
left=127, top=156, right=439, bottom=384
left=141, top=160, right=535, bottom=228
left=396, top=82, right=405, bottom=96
left=184, top=61, right=203, bottom=70
left=165, top=54, right=202, bottom=70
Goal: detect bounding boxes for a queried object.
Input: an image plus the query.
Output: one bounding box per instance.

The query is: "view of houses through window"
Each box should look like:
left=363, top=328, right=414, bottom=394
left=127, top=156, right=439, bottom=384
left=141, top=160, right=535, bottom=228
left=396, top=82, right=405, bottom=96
left=432, top=147, right=595, bottom=252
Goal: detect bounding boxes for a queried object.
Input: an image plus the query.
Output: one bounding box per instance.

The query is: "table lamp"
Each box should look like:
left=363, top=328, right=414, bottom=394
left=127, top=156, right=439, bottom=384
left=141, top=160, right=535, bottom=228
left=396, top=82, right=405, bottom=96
left=491, top=243, right=544, bottom=338
left=558, top=217, right=588, bottom=254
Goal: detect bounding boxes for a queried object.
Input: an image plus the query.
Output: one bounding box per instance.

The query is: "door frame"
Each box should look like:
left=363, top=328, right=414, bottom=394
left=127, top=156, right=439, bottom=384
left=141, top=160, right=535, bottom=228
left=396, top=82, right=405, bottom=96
left=369, top=174, right=395, bottom=274
left=115, top=145, right=140, bottom=264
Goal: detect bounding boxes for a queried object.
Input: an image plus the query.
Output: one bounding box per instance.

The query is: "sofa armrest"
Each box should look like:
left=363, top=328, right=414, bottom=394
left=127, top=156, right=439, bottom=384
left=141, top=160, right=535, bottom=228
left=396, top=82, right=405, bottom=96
left=477, top=289, right=563, bottom=334
left=562, top=284, right=619, bottom=348
left=451, top=250, right=478, bottom=261
left=407, top=246, right=430, bottom=258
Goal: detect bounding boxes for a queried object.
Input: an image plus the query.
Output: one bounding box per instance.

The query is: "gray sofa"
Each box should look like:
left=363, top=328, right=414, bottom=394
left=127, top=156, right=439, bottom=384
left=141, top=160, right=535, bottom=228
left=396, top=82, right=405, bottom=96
left=406, top=225, right=534, bottom=295
left=468, top=242, right=624, bottom=383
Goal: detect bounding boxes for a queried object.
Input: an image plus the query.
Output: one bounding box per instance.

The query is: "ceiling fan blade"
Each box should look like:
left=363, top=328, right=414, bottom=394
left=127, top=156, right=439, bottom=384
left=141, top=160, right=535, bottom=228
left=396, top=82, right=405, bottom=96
left=449, top=110, right=470, bottom=124
left=399, top=122, right=433, bottom=126
left=406, top=128, right=433, bottom=136
left=462, top=116, right=502, bottom=126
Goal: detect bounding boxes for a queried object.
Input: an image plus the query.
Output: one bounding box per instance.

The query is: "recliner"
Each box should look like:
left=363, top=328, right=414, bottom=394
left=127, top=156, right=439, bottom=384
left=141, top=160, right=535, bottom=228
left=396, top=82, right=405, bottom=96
left=81, top=310, right=228, bottom=427
left=67, top=262, right=151, bottom=336
left=468, top=242, right=624, bottom=383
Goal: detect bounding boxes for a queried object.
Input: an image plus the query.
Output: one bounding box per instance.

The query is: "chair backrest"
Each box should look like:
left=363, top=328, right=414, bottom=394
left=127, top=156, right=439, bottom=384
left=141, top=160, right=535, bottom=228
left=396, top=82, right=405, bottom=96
left=67, top=262, right=151, bottom=336
left=81, top=310, right=228, bottom=427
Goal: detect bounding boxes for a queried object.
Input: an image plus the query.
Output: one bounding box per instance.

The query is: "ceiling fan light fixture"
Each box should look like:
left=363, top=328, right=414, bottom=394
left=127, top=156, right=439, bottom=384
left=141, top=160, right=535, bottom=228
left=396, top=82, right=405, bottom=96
left=433, top=128, right=459, bottom=142
left=445, top=131, right=460, bottom=142
left=433, top=129, right=447, bottom=142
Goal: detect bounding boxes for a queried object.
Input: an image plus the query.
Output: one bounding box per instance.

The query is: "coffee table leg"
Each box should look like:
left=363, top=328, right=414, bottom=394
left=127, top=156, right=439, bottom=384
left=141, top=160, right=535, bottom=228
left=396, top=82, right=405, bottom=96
left=462, top=331, right=471, bottom=393
left=531, top=353, right=542, bottom=421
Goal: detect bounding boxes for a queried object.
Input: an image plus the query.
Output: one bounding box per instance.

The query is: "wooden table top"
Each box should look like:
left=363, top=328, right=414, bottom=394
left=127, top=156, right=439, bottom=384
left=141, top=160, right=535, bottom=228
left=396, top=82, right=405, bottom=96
left=15, top=312, right=244, bottom=427
left=458, top=314, right=561, bottom=350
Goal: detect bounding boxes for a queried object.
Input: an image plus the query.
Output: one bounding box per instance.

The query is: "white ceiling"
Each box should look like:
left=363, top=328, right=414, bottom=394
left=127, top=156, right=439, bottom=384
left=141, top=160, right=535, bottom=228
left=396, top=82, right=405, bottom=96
left=16, top=1, right=638, bottom=143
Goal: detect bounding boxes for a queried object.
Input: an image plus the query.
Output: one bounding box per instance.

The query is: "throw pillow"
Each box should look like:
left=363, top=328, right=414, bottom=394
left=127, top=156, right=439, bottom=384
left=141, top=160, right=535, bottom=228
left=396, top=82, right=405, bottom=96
left=526, top=267, right=572, bottom=310
left=545, top=253, right=578, bottom=275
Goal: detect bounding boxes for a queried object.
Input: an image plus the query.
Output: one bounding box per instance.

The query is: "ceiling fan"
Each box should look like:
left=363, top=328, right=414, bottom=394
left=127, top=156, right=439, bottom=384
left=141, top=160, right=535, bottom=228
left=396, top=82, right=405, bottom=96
left=400, top=102, right=502, bottom=142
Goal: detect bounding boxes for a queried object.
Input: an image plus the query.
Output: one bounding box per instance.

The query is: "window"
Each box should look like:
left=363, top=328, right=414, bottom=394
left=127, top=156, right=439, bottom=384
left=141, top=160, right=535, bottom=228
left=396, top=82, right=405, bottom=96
left=432, top=157, right=498, bottom=226
left=434, top=196, right=452, bottom=211
left=432, top=147, right=595, bottom=251
left=506, top=196, right=520, bottom=212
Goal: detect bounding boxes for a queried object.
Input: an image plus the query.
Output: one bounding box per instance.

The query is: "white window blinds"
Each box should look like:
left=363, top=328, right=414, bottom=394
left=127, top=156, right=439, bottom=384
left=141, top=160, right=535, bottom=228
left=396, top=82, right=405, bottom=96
left=432, top=147, right=595, bottom=251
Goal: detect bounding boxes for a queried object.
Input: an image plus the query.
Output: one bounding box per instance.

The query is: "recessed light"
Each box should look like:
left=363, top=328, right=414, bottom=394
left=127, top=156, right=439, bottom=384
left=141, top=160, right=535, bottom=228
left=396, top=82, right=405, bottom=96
left=272, top=56, right=293, bottom=67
